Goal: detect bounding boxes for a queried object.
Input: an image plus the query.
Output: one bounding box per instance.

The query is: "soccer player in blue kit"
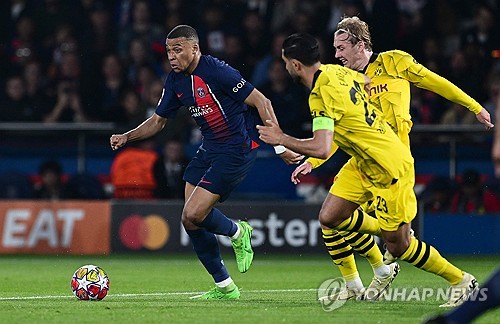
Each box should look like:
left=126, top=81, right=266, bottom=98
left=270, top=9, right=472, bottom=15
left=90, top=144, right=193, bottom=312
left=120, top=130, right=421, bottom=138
left=110, top=25, right=303, bottom=299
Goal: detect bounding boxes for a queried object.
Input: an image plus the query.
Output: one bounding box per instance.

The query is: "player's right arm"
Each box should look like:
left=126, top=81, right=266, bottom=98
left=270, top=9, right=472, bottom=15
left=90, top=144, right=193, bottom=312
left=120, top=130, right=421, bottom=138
left=245, top=88, right=304, bottom=164
left=110, top=113, right=167, bottom=150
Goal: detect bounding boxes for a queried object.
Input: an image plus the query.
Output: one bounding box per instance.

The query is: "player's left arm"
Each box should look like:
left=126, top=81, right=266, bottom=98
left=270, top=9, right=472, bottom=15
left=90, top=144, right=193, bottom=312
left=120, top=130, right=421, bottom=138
left=400, top=53, right=494, bottom=128
left=418, top=71, right=493, bottom=128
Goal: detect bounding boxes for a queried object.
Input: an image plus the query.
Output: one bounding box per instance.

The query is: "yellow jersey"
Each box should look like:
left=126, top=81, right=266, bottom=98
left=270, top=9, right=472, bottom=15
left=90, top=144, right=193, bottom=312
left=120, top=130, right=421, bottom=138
left=309, top=64, right=413, bottom=188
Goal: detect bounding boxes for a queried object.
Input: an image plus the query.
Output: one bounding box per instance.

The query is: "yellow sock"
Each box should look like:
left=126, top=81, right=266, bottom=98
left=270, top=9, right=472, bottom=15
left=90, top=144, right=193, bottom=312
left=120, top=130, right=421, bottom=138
left=340, top=231, right=384, bottom=268
left=400, top=237, right=463, bottom=285
left=322, top=228, right=358, bottom=280
left=336, top=210, right=381, bottom=236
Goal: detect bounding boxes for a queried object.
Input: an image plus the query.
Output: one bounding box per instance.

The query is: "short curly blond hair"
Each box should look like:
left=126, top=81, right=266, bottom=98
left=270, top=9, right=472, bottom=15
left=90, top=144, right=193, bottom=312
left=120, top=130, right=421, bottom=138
left=335, top=16, right=372, bottom=51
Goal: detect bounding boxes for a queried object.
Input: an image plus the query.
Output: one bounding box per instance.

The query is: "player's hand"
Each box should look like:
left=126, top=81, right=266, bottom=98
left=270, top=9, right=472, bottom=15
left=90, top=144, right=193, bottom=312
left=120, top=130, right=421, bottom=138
left=279, top=149, right=304, bottom=165
left=291, top=161, right=313, bottom=184
left=476, top=108, right=494, bottom=129
left=110, top=134, right=128, bottom=150
left=256, top=120, right=283, bottom=146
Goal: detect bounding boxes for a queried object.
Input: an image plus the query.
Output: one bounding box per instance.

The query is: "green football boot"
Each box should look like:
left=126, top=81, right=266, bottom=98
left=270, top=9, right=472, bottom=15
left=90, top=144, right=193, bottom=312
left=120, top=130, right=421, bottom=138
left=231, top=221, right=254, bottom=273
left=190, top=286, right=240, bottom=300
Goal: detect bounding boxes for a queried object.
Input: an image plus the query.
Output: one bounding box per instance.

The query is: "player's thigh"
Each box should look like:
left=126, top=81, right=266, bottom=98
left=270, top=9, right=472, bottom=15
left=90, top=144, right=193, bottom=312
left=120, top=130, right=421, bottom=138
left=329, top=158, right=373, bottom=205
left=183, top=185, right=221, bottom=219
left=374, top=168, right=417, bottom=231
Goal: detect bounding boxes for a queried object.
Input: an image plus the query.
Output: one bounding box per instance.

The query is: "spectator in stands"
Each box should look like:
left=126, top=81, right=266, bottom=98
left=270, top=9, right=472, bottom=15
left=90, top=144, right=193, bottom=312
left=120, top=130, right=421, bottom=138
left=440, top=102, right=478, bottom=125
left=117, top=87, right=147, bottom=128
left=459, top=3, right=499, bottom=100
left=260, top=58, right=311, bottom=138
left=154, top=139, right=188, bottom=199
left=48, top=23, right=79, bottom=72
left=0, top=0, right=34, bottom=46
left=222, top=33, right=251, bottom=79
left=251, top=30, right=289, bottom=88
left=91, top=53, right=130, bottom=122
left=42, top=78, right=90, bottom=123
left=117, top=0, right=164, bottom=60
left=110, top=138, right=162, bottom=199
left=7, top=15, right=40, bottom=70
left=421, top=176, right=455, bottom=213
left=125, top=37, right=155, bottom=89
left=0, top=74, right=40, bottom=121
left=135, top=64, right=159, bottom=100
left=197, top=3, right=227, bottom=58
left=32, top=0, right=77, bottom=52
left=23, top=60, right=51, bottom=116
left=81, top=2, right=116, bottom=65
left=450, top=169, right=500, bottom=214
left=240, top=9, right=270, bottom=74
left=33, top=160, right=69, bottom=200
left=144, top=78, right=164, bottom=117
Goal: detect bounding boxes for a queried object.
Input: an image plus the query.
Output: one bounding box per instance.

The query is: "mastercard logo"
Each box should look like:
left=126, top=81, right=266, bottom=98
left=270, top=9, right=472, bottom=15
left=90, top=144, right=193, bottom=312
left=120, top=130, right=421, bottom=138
left=118, top=214, right=170, bottom=250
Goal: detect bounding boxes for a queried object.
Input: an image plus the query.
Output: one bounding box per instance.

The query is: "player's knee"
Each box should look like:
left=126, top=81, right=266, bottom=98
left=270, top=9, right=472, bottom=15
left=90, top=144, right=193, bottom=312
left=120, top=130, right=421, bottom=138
left=318, top=212, right=342, bottom=229
left=181, top=207, right=204, bottom=226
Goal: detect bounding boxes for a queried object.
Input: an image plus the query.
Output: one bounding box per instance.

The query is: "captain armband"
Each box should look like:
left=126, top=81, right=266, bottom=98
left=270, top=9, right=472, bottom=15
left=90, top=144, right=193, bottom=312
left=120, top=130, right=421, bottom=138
left=312, top=116, right=334, bottom=132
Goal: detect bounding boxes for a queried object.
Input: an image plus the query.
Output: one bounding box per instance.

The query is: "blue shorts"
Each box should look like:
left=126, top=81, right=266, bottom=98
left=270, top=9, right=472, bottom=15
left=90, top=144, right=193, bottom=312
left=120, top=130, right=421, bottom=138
left=183, top=147, right=257, bottom=202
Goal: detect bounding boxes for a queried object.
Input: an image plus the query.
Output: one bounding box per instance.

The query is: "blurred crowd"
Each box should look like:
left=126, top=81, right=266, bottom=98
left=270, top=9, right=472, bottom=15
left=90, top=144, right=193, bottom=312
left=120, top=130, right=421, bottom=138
left=1, top=0, right=500, bottom=205
left=1, top=0, right=499, bottom=134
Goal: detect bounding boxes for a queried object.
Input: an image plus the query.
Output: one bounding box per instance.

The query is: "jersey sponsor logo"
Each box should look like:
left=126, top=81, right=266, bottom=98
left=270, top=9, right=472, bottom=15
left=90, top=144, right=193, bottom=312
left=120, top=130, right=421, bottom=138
left=232, top=78, right=247, bottom=93
left=196, top=87, right=206, bottom=98
left=368, top=84, right=388, bottom=96
left=188, top=104, right=214, bottom=117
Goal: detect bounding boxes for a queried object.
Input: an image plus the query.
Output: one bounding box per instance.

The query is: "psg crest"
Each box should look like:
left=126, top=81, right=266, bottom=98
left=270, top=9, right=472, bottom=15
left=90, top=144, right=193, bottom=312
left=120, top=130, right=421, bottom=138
left=196, top=87, right=206, bottom=98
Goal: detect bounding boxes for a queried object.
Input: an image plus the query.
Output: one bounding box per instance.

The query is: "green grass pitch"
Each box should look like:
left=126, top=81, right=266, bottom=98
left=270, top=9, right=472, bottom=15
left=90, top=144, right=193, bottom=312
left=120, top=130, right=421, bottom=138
left=0, top=254, right=498, bottom=323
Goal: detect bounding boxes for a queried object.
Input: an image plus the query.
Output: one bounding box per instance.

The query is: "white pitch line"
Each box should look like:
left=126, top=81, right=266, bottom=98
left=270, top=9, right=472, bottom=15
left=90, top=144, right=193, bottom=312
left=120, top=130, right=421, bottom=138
left=0, top=289, right=318, bottom=301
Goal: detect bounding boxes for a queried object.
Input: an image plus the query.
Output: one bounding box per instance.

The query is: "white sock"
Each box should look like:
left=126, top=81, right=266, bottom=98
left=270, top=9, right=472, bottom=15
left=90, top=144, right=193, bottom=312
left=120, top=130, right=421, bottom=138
left=215, top=277, right=233, bottom=289
left=230, top=224, right=241, bottom=240
left=373, top=264, right=391, bottom=278
left=346, top=277, right=364, bottom=291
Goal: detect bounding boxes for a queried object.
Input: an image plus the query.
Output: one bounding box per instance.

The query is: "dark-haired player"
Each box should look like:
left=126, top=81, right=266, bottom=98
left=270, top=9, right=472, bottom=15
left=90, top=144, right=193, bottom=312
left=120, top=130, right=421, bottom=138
left=110, top=25, right=303, bottom=299
left=257, top=32, right=482, bottom=307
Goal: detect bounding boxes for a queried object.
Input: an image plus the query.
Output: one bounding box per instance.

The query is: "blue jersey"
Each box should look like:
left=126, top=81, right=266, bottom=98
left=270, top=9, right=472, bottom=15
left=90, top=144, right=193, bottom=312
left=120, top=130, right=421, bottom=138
left=156, top=55, right=257, bottom=153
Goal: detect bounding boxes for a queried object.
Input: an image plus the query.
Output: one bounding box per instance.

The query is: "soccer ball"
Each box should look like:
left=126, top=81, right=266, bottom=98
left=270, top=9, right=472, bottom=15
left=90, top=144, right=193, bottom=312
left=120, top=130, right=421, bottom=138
left=71, top=265, right=110, bottom=301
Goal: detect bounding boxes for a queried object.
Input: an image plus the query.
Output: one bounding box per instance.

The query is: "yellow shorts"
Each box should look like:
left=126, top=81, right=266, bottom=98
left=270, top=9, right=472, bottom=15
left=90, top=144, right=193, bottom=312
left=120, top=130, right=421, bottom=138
left=330, top=158, right=417, bottom=231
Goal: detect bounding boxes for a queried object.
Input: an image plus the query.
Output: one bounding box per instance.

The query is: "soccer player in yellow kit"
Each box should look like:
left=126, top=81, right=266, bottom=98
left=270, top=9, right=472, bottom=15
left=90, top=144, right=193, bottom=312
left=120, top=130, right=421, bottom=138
left=299, top=16, right=493, bottom=306
left=257, top=32, right=487, bottom=308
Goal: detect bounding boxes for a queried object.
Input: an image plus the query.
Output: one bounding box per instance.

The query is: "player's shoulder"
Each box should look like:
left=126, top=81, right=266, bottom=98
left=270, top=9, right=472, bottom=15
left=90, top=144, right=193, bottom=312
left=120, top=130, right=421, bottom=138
left=319, top=64, right=359, bottom=83
left=378, top=50, right=415, bottom=62
left=202, top=55, right=241, bottom=77
left=202, top=55, right=233, bottom=71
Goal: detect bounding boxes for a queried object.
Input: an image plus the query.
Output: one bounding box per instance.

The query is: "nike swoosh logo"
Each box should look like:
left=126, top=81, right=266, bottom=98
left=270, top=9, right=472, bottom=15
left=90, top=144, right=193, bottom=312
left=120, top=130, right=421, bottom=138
left=199, top=179, right=212, bottom=184
left=177, top=93, right=183, bottom=98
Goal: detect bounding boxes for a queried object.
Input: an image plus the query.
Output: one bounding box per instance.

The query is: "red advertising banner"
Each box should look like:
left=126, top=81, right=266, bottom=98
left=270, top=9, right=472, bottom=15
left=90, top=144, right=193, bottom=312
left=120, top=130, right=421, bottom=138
left=0, top=201, right=110, bottom=254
